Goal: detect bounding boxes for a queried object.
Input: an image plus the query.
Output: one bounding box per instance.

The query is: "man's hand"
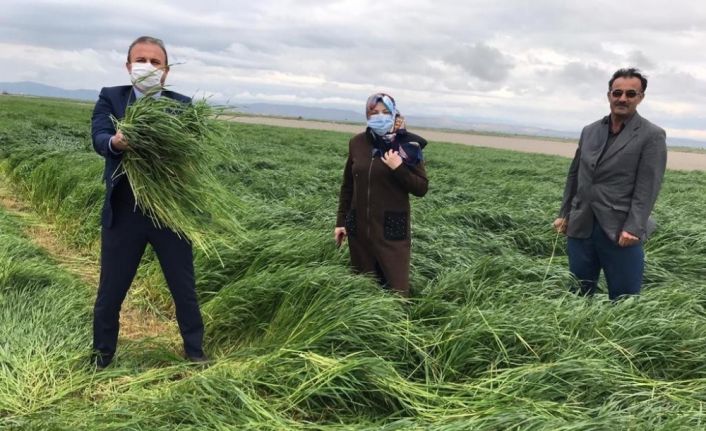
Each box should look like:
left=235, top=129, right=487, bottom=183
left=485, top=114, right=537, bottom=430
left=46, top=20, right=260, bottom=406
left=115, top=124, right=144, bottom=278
left=334, top=227, right=347, bottom=248
left=618, top=230, right=639, bottom=247
left=382, top=149, right=403, bottom=170
left=553, top=217, right=567, bottom=234
left=111, top=131, right=129, bottom=151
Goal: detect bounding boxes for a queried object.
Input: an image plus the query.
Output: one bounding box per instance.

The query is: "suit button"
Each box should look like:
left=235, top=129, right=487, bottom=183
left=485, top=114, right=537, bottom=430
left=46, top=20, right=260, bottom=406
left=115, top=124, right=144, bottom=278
left=591, top=163, right=595, bottom=168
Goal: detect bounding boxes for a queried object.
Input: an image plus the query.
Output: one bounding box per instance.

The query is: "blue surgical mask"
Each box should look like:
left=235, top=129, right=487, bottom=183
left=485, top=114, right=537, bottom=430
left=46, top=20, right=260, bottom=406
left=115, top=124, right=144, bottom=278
left=367, top=113, right=394, bottom=136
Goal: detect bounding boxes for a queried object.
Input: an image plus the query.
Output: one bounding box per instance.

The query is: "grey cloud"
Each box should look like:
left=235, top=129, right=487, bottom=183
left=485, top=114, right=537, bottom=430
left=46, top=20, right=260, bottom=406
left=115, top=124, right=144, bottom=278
left=445, top=43, right=514, bottom=83
left=557, top=62, right=608, bottom=87
left=649, top=70, right=706, bottom=101
left=1, top=0, right=704, bottom=141
left=518, top=62, right=609, bottom=99
left=0, top=1, right=252, bottom=52
left=627, top=51, right=655, bottom=70
left=286, top=32, right=361, bottom=50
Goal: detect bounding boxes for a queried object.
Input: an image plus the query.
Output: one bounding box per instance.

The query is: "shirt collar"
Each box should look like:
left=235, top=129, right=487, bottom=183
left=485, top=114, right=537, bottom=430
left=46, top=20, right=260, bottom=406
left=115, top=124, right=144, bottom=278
left=607, top=112, right=636, bottom=135
left=132, top=86, right=162, bottom=99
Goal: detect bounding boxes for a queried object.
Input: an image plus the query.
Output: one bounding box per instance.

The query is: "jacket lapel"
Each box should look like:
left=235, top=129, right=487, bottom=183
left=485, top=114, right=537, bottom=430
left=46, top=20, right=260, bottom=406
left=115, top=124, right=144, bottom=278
left=599, top=113, right=641, bottom=165
left=127, top=87, right=136, bottom=106
left=585, top=116, right=610, bottom=167
left=115, top=86, right=136, bottom=119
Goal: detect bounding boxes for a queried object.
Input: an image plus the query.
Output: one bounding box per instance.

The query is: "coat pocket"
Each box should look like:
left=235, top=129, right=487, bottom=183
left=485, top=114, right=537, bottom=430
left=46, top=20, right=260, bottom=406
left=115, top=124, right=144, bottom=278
left=345, top=209, right=357, bottom=238
left=384, top=211, right=408, bottom=241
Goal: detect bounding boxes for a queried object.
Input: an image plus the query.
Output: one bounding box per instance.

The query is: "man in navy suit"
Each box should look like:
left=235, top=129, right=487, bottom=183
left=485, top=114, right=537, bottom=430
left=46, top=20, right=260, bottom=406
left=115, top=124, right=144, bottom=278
left=91, top=36, right=206, bottom=368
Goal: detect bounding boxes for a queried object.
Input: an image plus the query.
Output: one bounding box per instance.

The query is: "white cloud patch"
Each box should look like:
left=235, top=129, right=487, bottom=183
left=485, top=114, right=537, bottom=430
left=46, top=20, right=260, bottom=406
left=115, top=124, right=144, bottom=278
left=0, top=0, right=704, bottom=141
left=444, top=43, right=514, bottom=83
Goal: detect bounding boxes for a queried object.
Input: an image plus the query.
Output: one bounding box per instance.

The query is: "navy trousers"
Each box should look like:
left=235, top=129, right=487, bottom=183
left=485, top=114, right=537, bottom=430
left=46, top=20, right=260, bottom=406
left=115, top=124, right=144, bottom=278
left=93, top=183, right=204, bottom=363
left=567, top=220, right=644, bottom=300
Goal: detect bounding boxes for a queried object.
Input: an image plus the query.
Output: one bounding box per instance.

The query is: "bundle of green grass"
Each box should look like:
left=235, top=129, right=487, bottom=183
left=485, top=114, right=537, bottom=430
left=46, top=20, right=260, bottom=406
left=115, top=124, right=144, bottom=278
left=112, top=92, right=240, bottom=256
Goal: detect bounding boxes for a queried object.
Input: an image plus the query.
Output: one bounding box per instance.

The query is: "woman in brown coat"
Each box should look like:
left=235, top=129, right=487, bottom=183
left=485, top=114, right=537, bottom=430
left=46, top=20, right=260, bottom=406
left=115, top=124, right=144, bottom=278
left=334, top=93, right=428, bottom=296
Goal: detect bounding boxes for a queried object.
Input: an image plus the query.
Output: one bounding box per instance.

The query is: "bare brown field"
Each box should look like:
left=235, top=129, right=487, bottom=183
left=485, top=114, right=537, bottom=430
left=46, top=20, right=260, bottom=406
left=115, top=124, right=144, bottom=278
left=228, top=116, right=706, bottom=171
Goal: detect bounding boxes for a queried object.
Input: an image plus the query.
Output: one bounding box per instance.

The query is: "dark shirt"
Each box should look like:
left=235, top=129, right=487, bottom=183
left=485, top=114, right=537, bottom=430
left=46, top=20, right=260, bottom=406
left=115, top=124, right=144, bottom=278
left=597, top=116, right=627, bottom=164
left=112, top=176, right=136, bottom=207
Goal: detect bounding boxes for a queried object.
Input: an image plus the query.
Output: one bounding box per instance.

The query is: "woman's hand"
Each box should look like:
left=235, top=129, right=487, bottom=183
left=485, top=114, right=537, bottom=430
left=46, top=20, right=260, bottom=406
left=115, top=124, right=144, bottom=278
left=334, top=227, right=347, bottom=247
left=382, top=149, right=403, bottom=170
left=393, top=115, right=406, bottom=132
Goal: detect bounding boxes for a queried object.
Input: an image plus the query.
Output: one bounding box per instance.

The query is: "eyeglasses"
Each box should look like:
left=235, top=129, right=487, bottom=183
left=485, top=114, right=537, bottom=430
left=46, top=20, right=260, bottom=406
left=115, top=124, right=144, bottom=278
left=610, top=89, right=642, bottom=98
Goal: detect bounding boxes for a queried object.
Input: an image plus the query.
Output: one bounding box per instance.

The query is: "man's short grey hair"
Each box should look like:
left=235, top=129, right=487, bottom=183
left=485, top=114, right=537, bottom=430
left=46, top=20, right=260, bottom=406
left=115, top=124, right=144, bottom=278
left=127, top=36, right=168, bottom=65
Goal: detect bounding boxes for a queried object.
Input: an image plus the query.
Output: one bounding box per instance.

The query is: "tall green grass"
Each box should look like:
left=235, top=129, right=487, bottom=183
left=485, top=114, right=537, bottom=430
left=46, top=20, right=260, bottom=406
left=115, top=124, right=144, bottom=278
left=0, top=210, right=92, bottom=424
left=1, top=94, right=706, bottom=429
left=115, top=96, right=242, bottom=256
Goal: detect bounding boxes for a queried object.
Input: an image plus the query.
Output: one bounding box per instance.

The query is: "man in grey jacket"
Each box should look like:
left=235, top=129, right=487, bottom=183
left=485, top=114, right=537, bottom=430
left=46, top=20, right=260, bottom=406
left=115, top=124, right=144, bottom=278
left=554, top=68, right=667, bottom=300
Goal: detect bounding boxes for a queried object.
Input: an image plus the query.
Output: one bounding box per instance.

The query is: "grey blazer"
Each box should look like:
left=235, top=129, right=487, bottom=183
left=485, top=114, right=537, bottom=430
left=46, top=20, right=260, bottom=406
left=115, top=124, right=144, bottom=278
left=559, top=112, right=667, bottom=241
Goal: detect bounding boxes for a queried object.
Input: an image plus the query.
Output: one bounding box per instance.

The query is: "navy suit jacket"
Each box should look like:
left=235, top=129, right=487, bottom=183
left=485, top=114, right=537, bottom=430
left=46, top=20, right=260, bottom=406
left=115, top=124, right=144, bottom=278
left=91, top=85, right=191, bottom=228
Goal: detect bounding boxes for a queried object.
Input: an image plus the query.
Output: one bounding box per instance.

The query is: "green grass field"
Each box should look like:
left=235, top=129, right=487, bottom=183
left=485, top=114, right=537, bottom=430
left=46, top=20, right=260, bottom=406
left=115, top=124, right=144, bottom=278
left=1, top=94, right=706, bottom=430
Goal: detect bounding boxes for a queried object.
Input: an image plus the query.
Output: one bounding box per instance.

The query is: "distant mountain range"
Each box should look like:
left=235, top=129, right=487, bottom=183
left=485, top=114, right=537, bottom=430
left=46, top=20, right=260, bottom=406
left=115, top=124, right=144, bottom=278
left=2, top=81, right=704, bottom=148
left=230, top=102, right=581, bottom=141
left=1, top=81, right=99, bottom=101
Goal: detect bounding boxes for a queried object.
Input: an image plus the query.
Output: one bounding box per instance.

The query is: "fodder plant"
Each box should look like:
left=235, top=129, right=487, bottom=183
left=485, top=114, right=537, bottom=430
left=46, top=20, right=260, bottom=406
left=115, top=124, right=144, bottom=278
left=114, top=95, right=242, bottom=256
left=2, top=94, right=706, bottom=430
left=0, top=209, right=93, bottom=424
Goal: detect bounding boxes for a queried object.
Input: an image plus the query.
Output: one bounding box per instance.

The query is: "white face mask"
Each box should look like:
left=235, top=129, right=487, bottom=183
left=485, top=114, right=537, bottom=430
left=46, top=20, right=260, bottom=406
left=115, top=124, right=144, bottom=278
left=129, top=62, right=163, bottom=91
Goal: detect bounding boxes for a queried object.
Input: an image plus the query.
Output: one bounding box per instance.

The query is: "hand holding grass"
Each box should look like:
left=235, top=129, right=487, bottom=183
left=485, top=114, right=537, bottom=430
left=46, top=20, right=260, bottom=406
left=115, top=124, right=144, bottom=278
left=553, top=217, right=567, bottom=234
left=111, top=130, right=128, bottom=151
left=113, top=96, right=241, bottom=256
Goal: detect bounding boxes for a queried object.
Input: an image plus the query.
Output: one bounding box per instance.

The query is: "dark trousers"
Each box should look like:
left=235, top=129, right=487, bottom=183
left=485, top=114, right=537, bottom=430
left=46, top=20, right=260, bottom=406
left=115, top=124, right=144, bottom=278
left=567, top=220, right=644, bottom=300
left=93, top=191, right=204, bottom=362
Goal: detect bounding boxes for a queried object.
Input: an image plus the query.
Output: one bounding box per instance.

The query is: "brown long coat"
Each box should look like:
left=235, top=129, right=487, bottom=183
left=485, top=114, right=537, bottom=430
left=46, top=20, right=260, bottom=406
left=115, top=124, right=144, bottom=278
left=336, top=130, right=428, bottom=296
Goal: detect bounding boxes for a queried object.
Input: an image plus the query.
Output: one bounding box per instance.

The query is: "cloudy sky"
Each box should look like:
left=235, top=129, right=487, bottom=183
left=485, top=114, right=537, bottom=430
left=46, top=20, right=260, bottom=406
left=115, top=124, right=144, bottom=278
left=1, top=0, right=705, bottom=141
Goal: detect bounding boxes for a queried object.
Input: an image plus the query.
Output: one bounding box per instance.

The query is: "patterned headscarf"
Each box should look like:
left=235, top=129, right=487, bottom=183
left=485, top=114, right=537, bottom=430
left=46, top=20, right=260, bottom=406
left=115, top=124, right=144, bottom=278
left=365, top=92, right=424, bottom=167
left=366, top=93, right=397, bottom=119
